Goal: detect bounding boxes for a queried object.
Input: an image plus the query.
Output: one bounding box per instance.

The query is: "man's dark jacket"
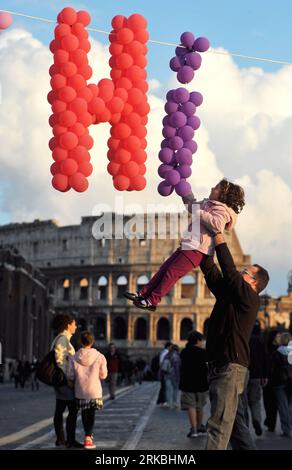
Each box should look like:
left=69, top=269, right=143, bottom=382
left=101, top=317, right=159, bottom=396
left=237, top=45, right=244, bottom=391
left=200, top=243, right=260, bottom=368
left=179, top=344, right=208, bottom=393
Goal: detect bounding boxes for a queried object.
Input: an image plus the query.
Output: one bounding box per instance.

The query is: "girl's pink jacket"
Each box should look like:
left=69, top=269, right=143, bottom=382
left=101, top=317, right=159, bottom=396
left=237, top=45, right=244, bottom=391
left=69, top=348, right=108, bottom=400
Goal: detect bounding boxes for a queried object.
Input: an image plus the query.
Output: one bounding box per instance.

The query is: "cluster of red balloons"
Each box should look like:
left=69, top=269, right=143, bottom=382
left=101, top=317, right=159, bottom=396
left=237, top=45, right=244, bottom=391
left=106, top=14, right=149, bottom=191
left=48, top=8, right=149, bottom=193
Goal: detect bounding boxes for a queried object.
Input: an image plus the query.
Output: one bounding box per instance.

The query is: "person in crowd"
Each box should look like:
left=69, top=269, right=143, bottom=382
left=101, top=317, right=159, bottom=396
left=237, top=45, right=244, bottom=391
left=263, top=330, right=281, bottom=432
left=30, top=356, right=40, bottom=391
left=271, top=332, right=292, bottom=437
left=51, top=313, right=83, bottom=448
left=200, top=231, right=269, bottom=450
left=135, top=358, right=146, bottom=385
left=69, top=331, right=107, bottom=449
left=180, top=331, right=208, bottom=437
left=156, top=342, right=172, bottom=406
left=12, top=360, right=23, bottom=389
left=247, top=321, right=268, bottom=436
left=105, top=343, right=120, bottom=399
left=163, top=345, right=181, bottom=408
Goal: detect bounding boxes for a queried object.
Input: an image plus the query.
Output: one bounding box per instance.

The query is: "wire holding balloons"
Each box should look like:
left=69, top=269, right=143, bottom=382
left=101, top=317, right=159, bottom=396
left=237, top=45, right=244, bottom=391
left=48, top=7, right=149, bottom=193
left=158, top=31, right=210, bottom=197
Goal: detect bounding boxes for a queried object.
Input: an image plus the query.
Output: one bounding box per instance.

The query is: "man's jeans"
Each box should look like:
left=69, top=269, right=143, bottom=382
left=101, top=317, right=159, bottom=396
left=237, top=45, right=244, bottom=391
left=206, top=362, right=254, bottom=450
left=274, top=385, right=292, bottom=436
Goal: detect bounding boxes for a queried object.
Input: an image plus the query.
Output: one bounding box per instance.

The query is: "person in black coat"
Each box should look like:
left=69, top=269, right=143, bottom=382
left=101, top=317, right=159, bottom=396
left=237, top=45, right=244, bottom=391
left=180, top=330, right=209, bottom=437
left=200, top=232, right=269, bottom=450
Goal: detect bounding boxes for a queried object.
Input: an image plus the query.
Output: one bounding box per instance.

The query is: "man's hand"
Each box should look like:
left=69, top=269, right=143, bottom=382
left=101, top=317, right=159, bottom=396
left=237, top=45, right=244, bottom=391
left=214, top=233, right=225, bottom=246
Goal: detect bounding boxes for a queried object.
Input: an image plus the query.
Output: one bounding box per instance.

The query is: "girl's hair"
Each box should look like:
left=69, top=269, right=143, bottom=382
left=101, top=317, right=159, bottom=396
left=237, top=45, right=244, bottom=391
left=80, top=331, right=94, bottom=347
left=217, top=178, right=245, bottom=214
left=51, top=313, right=75, bottom=333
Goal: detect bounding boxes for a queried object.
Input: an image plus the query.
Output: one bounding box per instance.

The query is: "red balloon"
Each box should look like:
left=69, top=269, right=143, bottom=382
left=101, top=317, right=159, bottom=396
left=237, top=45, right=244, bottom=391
left=140, top=115, right=148, bottom=125
left=69, top=97, right=88, bottom=115
left=50, top=74, right=66, bottom=90
left=122, top=161, right=139, bottom=178
left=115, top=148, right=131, bottom=164
left=133, top=149, right=147, bottom=164
left=125, top=65, right=144, bottom=82
left=135, top=100, right=150, bottom=116
left=128, top=88, right=143, bottom=105
left=78, top=161, right=93, bottom=176
left=87, top=84, right=99, bottom=97
left=69, top=122, right=86, bottom=136
left=49, top=39, right=60, bottom=53
left=110, top=113, right=121, bottom=125
left=68, top=74, right=86, bottom=91
left=108, top=97, right=124, bottom=114
left=124, top=135, right=141, bottom=151
left=109, top=43, right=123, bottom=56
left=61, top=34, right=79, bottom=51
left=51, top=99, right=67, bottom=113
left=131, top=175, right=146, bottom=190
left=98, top=78, right=114, bottom=90
left=121, top=103, right=133, bottom=116
left=127, top=14, right=147, bottom=30
left=49, top=114, right=58, bottom=127
left=52, top=173, right=69, bottom=191
left=78, top=133, right=94, bottom=149
left=111, top=15, right=127, bottom=30
left=97, top=109, right=112, bottom=123
left=113, top=123, right=131, bottom=139
left=116, top=77, right=132, bottom=90
left=58, top=110, right=77, bottom=127
left=61, top=158, right=78, bottom=176
left=49, top=137, right=57, bottom=150
left=59, top=7, right=77, bottom=25
left=78, top=87, right=93, bottom=102
left=78, top=64, right=92, bottom=80
left=54, top=49, right=69, bottom=66
left=115, top=53, right=133, bottom=70
left=71, top=49, right=88, bottom=66
left=134, top=79, right=148, bottom=93
left=72, top=22, right=88, bottom=39
left=124, top=40, right=143, bottom=57
left=132, top=125, right=147, bottom=139
left=60, top=132, right=78, bottom=150
left=88, top=97, right=106, bottom=115
left=52, top=147, right=68, bottom=162
left=107, top=149, right=115, bottom=161
left=140, top=138, right=147, bottom=149
left=134, top=30, right=149, bottom=43
left=117, top=28, right=134, bottom=45
left=53, top=124, right=67, bottom=137
left=134, top=55, right=147, bottom=68
left=108, top=138, right=120, bottom=150
left=114, top=88, right=128, bottom=102
left=55, top=23, right=71, bottom=39
left=76, top=11, right=91, bottom=27
left=49, top=64, right=59, bottom=77
left=60, top=61, right=77, bottom=77
left=107, top=161, right=120, bottom=176
left=110, top=69, right=122, bottom=81
left=78, top=112, right=93, bottom=127
left=58, top=86, right=77, bottom=102
left=69, top=145, right=89, bottom=162
left=50, top=162, right=60, bottom=175
left=98, top=86, right=114, bottom=103
left=139, top=164, right=146, bottom=175
left=125, top=112, right=141, bottom=127
left=69, top=172, right=89, bottom=192
left=113, top=175, right=130, bottom=191
left=79, top=38, right=91, bottom=52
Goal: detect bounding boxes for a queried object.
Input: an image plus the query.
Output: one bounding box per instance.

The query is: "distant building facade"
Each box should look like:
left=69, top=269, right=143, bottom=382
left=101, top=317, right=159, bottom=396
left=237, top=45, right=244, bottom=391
left=0, top=214, right=255, bottom=361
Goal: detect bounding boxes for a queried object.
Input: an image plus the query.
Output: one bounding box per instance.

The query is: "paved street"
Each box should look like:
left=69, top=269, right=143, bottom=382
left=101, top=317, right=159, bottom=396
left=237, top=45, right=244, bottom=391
left=0, top=381, right=292, bottom=451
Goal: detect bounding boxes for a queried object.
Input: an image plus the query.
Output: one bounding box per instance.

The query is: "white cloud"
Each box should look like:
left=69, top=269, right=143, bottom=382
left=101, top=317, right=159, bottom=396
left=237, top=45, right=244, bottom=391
left=0, top=30, right=292, bottom=295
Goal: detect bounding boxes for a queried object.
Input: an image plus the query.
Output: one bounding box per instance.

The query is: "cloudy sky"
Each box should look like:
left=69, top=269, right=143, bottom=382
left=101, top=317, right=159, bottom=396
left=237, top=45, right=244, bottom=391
left=0, top=0, right=292, bottom=296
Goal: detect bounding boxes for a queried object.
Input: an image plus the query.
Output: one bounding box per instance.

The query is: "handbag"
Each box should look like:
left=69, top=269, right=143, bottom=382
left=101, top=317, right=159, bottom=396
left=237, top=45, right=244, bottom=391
left=36, top=350, right=67, bottom=387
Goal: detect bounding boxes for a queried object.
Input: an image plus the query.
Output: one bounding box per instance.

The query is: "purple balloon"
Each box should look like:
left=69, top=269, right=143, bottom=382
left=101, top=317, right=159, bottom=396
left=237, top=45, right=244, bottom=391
left=161, top=139, right=169, bottom=148
left=180, top=32, right=195, bottom=48
left=158, top=163, right=173, bottom=178
left=187, top=116, right=198, bottom=128
left=177, top=65, right=194, bottom=84
left=184, top=140, right=198, bottom=153
left=159, top=148, right=174, bottom=164
left=166, top=89, right=175, bottom=101
left=165, top=169, right=181, bottom=186
left=193, top=37, right=210, bottom=53
left=185, top=52, right=202, bottom=70
left=190, top=115, right=201, bottom=130
left=169, top=111, right=187, bottom=128
left=189, top=91, right=203, bottom=106
left=158, top=181, right=174, bottom=197
left=162, top=125, right=176, bottom=139
left=169, top=56, right=181, bottom=72
left=165, top=101, right=179, bottom=114
left=162, top=115, right=169, bottom=126
left=176, top=148, right=192, bottom=165
left=169, top=136, right=184, bottom=150
left=175, top=179, right=192, bottom=197
left=181, top=101, right=196, bottom=117
left=177, top=165, right=192, bottom=178
left=177, top=125, right=195, bottom=141
left=175, top=45, right=186, bottom=57
left=173, top=88, right=190, bottom=104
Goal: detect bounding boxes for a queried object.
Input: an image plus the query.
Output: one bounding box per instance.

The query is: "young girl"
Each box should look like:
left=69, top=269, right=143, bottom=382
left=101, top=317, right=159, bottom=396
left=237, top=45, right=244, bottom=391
left=124, top=178, right=245, bottom=311
left=69, top=331, right=107, bottom=449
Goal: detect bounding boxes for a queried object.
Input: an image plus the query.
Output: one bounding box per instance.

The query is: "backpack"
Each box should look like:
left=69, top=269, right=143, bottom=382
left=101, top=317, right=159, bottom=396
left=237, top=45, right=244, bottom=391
left=36, top=350, right=67, bottom=387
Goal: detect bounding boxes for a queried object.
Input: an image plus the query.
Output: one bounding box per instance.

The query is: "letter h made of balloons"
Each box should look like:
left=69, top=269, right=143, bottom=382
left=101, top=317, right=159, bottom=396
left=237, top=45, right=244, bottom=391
left=48, top=7, right=209, bottom=195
